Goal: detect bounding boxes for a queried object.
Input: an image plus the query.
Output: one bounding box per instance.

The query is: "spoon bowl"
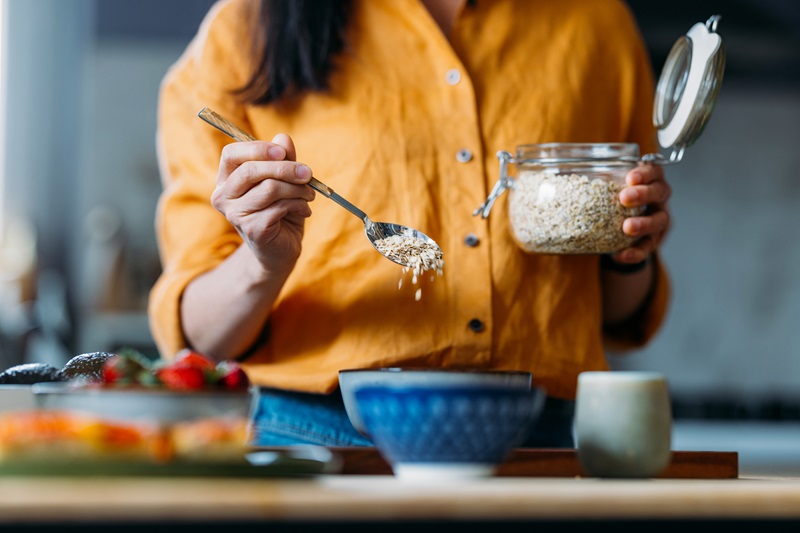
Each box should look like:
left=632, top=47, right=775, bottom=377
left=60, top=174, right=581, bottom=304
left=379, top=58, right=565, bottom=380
left=197, top=107, right=443, bottom=268
left=366, top=222, right=441, bottom=268
left=367, top=222, right=437, bottom=247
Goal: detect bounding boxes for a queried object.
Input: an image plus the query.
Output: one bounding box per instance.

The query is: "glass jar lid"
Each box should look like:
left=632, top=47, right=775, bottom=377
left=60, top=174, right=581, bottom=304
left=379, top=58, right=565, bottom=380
left=651, top=15, right=725, bottom=163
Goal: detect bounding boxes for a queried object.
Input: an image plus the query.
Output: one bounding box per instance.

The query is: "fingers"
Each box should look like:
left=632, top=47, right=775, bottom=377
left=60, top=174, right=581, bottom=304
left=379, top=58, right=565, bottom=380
left=211, top=133, right=316, bottom=222
left=619, top=166, right=671, bottom=208
left=617, top=164, right=671, bottom=262
left=271, top=133, right=297, bottom=162
left=217, top=136, right=307, bottom=187
left=218, top=141, right=282, bottom=179
left=262, top=197, right=313, bottom=220
left=235, top=197, right=314, bottom=234
left=221, top=160, right=314, bottom=199
left=622, top=209, right=669, bottom=239
left=212, top=167, right=315, bottom=213
left=617, top=202, right=671, bottom=263
left=627, top=163, right=664, bottom=185
left=611, top=238, right=655, bottom=264
left=615, top=163, right=672, bottom=259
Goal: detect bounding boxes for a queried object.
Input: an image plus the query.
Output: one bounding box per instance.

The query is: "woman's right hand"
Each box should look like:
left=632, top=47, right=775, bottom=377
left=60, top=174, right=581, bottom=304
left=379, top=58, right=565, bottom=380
left=210, top=133, right=315, bottom=277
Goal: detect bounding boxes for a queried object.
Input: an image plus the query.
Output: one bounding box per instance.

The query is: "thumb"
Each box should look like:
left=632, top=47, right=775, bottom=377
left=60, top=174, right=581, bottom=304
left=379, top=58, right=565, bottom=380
left=271, top=133, right=297, bottom=162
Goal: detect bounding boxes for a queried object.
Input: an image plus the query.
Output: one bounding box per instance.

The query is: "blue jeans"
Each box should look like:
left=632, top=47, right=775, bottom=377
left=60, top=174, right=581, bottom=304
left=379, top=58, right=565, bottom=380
left=250, top=387, right=574, bottom=448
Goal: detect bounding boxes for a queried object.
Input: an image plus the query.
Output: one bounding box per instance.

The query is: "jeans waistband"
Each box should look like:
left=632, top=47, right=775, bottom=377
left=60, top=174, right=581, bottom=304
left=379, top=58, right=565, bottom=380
left=250, top=387, right=372, bottom=447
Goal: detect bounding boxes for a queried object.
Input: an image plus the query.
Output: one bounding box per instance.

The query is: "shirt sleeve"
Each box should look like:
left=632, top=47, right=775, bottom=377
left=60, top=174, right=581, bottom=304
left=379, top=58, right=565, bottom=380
left=148, top=0, right=254, bottom=359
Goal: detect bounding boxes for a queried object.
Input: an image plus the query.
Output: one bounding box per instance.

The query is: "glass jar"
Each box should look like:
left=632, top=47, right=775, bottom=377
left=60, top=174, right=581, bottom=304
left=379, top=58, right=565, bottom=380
left=474, top=15, right=726, bottom=256
left=502, top=143, right=642, bottom=254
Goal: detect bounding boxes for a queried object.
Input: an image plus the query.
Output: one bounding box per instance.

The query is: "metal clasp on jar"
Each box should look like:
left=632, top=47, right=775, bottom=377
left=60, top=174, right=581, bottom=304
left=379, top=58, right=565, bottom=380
left=640, top=145, right=686, bottom=165
left=473, top=150, right=515, bottom=219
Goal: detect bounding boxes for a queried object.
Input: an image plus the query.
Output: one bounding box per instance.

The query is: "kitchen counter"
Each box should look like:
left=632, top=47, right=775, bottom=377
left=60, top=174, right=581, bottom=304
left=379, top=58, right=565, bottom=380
left=3, top=472, right=800, bottom=530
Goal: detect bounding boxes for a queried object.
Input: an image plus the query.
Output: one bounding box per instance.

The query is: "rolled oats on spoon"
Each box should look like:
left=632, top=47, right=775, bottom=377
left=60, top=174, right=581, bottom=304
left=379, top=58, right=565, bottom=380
left=374, top=233, right=444, bottom=301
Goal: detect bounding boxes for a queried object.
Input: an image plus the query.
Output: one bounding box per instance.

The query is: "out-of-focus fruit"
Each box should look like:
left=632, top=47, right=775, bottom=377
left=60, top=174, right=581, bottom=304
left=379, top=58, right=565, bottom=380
left=155, top=366, right=206, bottom=391
left=173, top=349, right=217, bottom=371
left=215, top=361, right=250, bottom=390
left=83, top=348, right=248, bottom=392
left=0, top=363, right=62, bottom=385
left=59, top=352, right=116, bottom=382
left=103, top=354, right=149, bottom=385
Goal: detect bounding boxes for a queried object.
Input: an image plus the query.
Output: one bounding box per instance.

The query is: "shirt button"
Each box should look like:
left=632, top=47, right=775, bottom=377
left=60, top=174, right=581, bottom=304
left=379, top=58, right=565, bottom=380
left=468, top=319, right=485, bottom=333
left=455, top=149, right=473, bottom=163
left=445, top=69, right=461, bottom=85
left=464, top=234, right=480, bottom=247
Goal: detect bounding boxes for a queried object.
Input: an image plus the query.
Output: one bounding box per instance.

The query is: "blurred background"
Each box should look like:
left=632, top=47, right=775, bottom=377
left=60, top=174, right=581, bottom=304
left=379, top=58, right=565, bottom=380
left=0, top=0, right=798, bottom=472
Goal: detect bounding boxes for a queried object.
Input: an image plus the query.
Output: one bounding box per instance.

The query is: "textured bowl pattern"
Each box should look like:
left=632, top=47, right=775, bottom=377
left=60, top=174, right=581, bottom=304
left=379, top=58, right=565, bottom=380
left=339, top=368, right=533, bottom=437
left=355, top=386, right=545, bottom=465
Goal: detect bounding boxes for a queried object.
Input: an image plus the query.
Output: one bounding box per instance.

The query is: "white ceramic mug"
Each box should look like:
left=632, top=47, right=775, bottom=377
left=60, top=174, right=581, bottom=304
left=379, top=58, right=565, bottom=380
left=574, top=371, right=672, bottom=478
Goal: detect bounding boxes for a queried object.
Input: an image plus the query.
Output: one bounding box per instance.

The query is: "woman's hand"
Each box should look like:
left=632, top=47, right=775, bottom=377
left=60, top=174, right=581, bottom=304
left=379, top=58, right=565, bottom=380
left=210, top=133, right=315, bottom=277
left=179, top=133, right=314, bottom=360
left=613, top=163, right=672, bottom=264
left=600, top=163, right=671, bottom=325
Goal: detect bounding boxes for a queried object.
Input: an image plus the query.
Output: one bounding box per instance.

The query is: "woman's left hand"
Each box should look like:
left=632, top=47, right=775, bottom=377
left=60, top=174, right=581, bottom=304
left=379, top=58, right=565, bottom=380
left=613, top=163, right=672, bottom=264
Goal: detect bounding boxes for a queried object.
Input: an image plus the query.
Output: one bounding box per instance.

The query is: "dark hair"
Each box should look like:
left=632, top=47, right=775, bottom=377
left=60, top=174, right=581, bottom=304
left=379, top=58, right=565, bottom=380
left=236, top=0, right=352, bottom=105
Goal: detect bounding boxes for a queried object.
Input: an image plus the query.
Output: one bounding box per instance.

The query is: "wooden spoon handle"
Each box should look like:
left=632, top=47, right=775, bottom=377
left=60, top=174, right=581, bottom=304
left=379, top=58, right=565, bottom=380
left=197, top=107, right=256, bottom=142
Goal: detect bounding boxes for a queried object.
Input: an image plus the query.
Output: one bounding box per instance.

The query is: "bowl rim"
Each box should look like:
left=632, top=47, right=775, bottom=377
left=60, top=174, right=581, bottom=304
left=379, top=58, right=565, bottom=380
left=338, top=367, right=532, bottom=377
left=30, top=382, right=255, bottom=397
left=354, top=384, right=546, bottom=396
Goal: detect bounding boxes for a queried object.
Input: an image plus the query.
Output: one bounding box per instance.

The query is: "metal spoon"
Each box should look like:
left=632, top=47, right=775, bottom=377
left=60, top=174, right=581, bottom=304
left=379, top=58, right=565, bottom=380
left=197, top=107, right=442, bottom=267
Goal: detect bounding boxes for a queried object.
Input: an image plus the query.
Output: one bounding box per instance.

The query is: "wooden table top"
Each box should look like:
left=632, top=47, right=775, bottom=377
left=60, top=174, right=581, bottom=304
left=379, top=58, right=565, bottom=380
left=2, top=447, right=799, bottom=526
left=1, top=474, right=800, bottom=524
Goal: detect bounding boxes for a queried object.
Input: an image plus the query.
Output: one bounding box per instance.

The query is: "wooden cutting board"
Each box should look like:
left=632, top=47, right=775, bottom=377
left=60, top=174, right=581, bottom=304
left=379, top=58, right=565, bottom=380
left=329, top=447, right=739, bottom=479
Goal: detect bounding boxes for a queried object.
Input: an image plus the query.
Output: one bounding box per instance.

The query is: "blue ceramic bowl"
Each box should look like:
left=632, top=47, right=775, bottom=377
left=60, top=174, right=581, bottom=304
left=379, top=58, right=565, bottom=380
left=339, top=368, right=533, bottom=437
left=354, top=384, right=546, bottom=480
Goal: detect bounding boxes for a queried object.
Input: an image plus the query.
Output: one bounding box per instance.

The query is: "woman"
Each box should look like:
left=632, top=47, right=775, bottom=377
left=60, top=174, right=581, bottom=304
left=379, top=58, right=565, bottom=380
left=149, top=0, right=672, bottom=447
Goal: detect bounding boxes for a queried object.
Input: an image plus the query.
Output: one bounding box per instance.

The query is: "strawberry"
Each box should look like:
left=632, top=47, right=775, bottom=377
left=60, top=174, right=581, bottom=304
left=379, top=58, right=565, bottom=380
left=216, top=361, right=250, bottom=390
left=173, top=348, right=216, bottom=370
left=155, top=365, right=206, bottom=391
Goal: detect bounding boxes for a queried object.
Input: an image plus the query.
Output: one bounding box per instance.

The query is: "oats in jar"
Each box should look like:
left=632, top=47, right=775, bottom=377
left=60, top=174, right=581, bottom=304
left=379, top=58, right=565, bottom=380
left=508, top=171, right=643, bottom=254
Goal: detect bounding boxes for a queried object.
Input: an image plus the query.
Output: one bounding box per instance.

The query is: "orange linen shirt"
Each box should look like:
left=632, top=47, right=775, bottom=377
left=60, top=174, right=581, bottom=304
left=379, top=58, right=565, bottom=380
left=150, top=0, right=671, bottom=399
